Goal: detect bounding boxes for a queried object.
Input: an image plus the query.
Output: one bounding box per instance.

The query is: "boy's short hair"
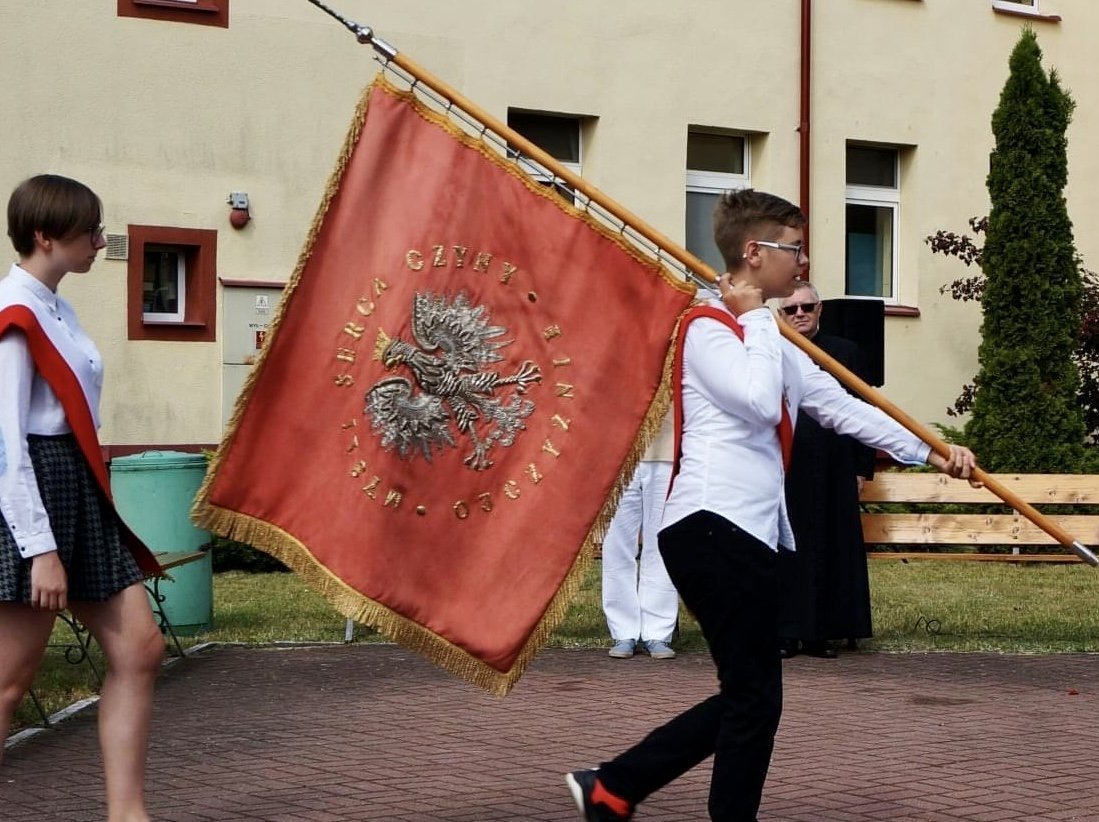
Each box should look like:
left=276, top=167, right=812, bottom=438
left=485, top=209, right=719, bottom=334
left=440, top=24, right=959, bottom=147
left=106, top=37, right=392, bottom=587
left=7, top=174, right=102, bottom=257
left=713, top=189, right=805, bottom=272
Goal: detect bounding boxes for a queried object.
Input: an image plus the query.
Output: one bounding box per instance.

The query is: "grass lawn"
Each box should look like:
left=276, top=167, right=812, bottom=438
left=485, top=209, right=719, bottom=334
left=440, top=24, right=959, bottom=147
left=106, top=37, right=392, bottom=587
left=11, top=559, right=1099, bottom=733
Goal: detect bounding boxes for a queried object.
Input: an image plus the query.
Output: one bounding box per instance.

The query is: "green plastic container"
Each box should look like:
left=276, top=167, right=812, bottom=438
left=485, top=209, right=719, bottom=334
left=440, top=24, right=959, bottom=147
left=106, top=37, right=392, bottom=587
left=110, top=450, right=212, bottom=635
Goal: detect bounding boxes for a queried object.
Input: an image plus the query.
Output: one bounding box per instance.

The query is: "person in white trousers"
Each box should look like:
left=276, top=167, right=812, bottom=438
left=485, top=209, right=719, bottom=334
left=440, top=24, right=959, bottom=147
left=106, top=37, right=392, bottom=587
left=601, top=413, right=680, bottom=659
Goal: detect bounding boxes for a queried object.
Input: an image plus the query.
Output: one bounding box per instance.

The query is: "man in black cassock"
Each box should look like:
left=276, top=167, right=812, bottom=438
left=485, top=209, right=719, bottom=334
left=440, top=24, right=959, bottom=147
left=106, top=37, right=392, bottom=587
left=776, top=282, right=877, bottom=659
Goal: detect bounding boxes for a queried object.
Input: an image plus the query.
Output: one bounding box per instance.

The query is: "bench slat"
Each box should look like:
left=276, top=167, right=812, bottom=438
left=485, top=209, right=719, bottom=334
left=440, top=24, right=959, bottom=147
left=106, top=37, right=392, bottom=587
left=860, top=473, right=1099, bottom=505
left=152, top=550, right=208, bottom=573
left=861, top=512, right=1099, bottom=545
left=867, top=552, right=1081, bottom=563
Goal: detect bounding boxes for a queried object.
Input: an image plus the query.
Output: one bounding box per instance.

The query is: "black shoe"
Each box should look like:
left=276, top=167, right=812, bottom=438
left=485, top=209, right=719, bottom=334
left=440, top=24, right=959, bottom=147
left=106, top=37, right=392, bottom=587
left=802, top=641, right=837, bottom=659
left=779, top=639, right=800, bottom=659
left=565, top=769, right=635, bottom=821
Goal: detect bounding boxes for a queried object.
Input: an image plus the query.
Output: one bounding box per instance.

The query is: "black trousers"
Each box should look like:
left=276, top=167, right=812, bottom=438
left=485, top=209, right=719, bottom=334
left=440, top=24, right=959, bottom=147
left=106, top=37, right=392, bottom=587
left=598, top=511, right=782, bottom=821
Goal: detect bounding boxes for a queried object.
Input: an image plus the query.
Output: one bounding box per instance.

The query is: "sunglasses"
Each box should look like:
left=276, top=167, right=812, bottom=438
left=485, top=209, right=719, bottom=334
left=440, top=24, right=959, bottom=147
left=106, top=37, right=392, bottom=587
left=780, top=302, right=819, bottom=316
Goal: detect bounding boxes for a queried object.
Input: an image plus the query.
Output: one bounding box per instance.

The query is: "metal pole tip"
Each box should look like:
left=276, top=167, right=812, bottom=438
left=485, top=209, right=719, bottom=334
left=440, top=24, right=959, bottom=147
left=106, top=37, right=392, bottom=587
left=1071, top=541, right=1099, bottom=567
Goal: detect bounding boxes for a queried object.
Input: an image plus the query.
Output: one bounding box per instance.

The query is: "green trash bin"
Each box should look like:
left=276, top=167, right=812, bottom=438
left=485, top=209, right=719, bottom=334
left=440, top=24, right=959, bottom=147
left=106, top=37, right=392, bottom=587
left=110, top=450, right=213, bottom=635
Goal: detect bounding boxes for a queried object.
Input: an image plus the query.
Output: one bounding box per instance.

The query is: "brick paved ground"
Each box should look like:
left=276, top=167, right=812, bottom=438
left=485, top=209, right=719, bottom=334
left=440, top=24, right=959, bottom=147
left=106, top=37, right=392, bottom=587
left=3, top=645, right=1098, bottom=821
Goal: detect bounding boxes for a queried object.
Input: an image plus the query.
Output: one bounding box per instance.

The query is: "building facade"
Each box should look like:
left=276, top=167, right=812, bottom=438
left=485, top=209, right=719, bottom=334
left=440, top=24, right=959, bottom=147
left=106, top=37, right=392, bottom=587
left=1, top=0, right=1092, bottom=448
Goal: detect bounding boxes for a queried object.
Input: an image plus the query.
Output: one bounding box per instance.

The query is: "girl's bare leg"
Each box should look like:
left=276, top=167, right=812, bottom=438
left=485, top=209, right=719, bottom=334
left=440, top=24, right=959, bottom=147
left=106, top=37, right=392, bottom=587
left=71, top=583, right=163, bottom=822
left=0, top=603, right=56, bottom=764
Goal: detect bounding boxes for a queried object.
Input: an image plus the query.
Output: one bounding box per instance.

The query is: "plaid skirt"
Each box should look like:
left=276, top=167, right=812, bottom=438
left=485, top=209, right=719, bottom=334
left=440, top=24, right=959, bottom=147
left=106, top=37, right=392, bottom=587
left=0, top=434, right=143, bottom=603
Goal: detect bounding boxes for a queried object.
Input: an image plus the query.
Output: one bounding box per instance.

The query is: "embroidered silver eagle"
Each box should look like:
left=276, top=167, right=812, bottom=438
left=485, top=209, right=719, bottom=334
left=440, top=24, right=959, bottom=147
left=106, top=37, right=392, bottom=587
left=365, top=291, right=542, bottom=471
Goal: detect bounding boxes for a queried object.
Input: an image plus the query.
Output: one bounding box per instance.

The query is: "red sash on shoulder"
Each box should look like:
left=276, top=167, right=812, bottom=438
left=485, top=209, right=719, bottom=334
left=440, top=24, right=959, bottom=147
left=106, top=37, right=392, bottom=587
left=670, top=305, right=794, bottom=490
left=0, top=305, right=163, bottom=577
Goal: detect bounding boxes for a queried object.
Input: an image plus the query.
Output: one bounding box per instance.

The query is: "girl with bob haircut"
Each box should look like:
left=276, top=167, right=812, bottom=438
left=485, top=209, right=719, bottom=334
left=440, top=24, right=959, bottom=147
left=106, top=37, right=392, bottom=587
left=0, top=174, right=163, bottom=822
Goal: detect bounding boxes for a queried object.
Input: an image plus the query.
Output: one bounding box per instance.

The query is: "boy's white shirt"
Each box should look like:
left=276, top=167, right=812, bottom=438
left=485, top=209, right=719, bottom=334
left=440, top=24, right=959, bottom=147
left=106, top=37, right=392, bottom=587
left=662, top=299, right=930, bottom=551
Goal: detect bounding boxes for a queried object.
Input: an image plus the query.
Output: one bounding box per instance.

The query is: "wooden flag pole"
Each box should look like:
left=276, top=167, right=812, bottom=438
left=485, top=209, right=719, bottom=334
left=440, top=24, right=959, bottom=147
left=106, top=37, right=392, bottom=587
left=305, top=0, right=1098, bottom=566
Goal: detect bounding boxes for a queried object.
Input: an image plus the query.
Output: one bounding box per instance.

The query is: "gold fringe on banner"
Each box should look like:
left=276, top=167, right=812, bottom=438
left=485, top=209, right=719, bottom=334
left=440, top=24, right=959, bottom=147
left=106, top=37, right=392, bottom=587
left=193, top=86, right=372, bottom=509
left=193, top=345, right=677, bottom=696
left=192, top=74, right=694, bottom=695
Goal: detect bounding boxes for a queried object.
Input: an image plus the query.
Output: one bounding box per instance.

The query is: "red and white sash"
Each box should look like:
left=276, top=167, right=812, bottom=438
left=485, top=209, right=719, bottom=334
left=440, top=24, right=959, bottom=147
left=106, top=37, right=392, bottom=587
left=0, top=304, right=162, bottom=577
left=669, top=304, right=794, bottom=490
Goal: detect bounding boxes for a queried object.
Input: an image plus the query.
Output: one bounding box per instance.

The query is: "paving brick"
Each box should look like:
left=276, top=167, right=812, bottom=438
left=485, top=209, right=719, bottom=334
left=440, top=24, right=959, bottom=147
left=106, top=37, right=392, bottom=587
left=3, top=646, right=1099, bottom=820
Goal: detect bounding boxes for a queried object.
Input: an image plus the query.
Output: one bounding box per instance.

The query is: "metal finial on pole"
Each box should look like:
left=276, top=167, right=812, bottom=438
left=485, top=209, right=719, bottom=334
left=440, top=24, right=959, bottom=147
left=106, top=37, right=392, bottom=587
left=305, top=0, right=397, bottom=59
left=1072, top=541, right=1099, bottom=566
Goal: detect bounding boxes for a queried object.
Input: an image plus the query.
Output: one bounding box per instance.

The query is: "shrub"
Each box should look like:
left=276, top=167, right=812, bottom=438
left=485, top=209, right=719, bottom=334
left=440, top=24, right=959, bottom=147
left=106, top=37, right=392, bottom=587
left=210, top=535, right=289, bottom=573
left=962, top=30, right=1086, bottom=472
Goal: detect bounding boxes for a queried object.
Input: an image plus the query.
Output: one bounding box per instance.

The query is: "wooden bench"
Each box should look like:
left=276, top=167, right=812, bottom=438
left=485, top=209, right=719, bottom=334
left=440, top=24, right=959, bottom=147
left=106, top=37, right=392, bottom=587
left=859, top=472, right=1099, bottom=562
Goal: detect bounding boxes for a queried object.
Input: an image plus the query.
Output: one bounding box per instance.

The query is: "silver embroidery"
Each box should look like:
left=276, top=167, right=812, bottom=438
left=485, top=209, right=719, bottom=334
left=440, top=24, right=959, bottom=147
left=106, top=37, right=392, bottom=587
left=365, top=291, right=542, bottom=471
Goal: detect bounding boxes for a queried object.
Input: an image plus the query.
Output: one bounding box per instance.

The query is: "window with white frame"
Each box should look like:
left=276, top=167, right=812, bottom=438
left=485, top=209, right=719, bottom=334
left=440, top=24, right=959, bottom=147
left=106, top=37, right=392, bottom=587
left=991, top=1, right=1061, bottom=21
left=142, top=245, right=187, bottom=323
left=506, top=111, right=582, bottom=202
left=992, top=0, right=1038, bottom=12
left=127, top=225, right=216, bottom=342
left=845, top=144, right=899, bottom=300
left=686, top=129, right=749, bottom=275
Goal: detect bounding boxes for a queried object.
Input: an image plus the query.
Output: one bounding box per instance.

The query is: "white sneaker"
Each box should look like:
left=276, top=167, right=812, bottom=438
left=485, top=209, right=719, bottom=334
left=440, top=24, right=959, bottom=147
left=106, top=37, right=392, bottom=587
left=608, top=639, right=637, bottom=659
left=643, top=640, right=676, bottom=660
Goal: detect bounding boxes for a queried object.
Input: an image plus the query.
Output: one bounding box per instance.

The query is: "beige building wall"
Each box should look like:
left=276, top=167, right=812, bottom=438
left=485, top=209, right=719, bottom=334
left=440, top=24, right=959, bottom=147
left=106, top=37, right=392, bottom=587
left=1, top=0, right=1094, bottom=445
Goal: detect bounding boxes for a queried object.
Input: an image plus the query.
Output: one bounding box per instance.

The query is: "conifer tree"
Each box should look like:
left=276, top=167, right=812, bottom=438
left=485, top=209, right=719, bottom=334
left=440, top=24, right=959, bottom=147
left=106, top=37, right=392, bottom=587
left=966, top=29, right=1085, bottom=471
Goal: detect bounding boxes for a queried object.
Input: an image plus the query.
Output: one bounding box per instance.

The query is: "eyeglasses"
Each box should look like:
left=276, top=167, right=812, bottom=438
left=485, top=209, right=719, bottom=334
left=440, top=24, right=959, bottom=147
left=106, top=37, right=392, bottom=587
left=754, top=240, right=807, bottom=261
left=780, top=302, right=819, bottom=316
left=87, top=224, right=106, bottom=243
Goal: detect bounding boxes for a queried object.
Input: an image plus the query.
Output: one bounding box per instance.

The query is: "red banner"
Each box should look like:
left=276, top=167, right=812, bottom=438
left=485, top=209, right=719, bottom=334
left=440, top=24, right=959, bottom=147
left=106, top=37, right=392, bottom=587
left=194, top=78, right=695, bottom=694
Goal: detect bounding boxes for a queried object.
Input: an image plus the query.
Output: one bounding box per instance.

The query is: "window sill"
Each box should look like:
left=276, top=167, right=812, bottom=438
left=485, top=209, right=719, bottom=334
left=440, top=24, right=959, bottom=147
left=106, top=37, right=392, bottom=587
left=133, top=0, right=220, bottom=12
left=141, top=319, right=209, bottom=328
left=885, top=304, right=920, bottom=318
left=219, top=278, right=286, bottom=289
left=992, top=7, right=1062, bottom=22
left=118, top=0, right=228, bottom=28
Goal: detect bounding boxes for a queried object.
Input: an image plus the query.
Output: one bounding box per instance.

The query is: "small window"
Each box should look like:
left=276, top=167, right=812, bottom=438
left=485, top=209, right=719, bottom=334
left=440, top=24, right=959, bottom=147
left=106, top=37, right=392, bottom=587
left=687, top=132, right=746, bottom=176
left=847, top=146, right=897, bottom=188
left=686, top=129, right=749, bottom=275
left=506, top=111, right=583, bottom=202
left=845, top=145, right=899, bottom=300
left=127, top=225, right=217, bottom=342
left=117, top=0, right=229, bottom=28
left=142, top=245, right=186, bottom=323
